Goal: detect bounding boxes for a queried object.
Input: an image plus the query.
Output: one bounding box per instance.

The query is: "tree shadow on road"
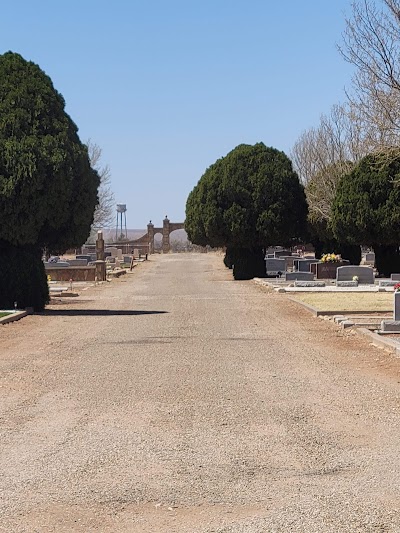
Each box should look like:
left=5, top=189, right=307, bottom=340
left=40, top=309, right=168, bottom=316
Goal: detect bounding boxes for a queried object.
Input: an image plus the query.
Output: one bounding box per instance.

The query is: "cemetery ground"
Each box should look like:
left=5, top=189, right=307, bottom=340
left=2, top=254, right=400, bottom=531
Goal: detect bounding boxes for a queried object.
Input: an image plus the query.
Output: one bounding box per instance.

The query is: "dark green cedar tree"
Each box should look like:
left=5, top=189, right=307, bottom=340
left=185, top=143, right=308, bottom=279
left=0, top=52, right=100, bottom=310
left=331, top=152, right=400, bottom=276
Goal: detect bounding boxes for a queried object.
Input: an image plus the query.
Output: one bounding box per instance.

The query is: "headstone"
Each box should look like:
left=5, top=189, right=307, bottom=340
left=311, top=261, right=349, bottom=279
left=117, top=249, right=123, bottom=260
left=106, top=256, right=116, bottom=263
left=95, top=230, right=106, bottom=282
left=123, top=256, right=132, bottom=264
left=365, top=252, right=375, bottom=265
left=285, top=272, right=314, bottom=281
left=274, top=250, right=291, bottom=258
left=134, top=248, right=140, bottom=258
left=391, top=274, right=400, bottom=281
left=293, top=259, right=318, bottom=272
left=380, top=291, right=400, bottom=332
left=76, top=255, right=92, bottom=262
left=341, top=320, right=355, bottom=329
left=67, top=259, right=88, bottom=266
left=336, top=265, right=374, bottom=284
left=265, top=258, right=286, bottom=276
left=293, top=280, right=325, bottom=287
left=378, top=280, right=397, bottom=287
left=280, top=256, right=294, bottom=269
left=105, top=247, right=118, bottom=257
left=45, top=261, right=70, bottom=268
left=380, top=320, right=400, bottom=332
left=336, top=280, right=358, bottom=287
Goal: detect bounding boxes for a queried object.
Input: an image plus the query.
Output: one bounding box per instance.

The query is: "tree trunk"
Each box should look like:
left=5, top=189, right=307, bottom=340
left=0, top=242, right=49, bottom=311
left=337, top=243, right=361, bottom=265
left=373, top=244, right=400, bottom=277
left=232, top=247, right=265, bottom=280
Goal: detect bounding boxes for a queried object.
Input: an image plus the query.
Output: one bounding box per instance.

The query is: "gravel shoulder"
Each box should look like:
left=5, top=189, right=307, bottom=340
left=1, top=254, right=400, bottom=532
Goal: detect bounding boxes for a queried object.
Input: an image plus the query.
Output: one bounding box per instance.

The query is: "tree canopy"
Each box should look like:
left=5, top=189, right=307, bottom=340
left=0, top=52, right=100, bottom=309
left=331, top=151, right=400, bottom=274
left=0, top=52, right=100, bottom=252
left=331, top=153, right=400, bottom=245
left=185, top=143, right=308, bottom=278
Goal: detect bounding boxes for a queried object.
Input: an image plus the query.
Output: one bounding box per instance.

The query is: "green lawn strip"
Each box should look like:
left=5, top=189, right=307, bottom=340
left=290, top=292, right=393, bottom=312
left=0, top=312, right=12, bottom=318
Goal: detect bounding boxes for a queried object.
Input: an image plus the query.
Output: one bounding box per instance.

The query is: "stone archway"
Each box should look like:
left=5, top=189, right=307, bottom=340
left=148, top=217, right=185, bottom=254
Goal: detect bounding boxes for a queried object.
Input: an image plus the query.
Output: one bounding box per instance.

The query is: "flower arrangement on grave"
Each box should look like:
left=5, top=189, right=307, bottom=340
left=394, top=282, right=400, bottom=292
left=320, top=253, right=341, bottom=263
left=352, top=275, right=359, bottom=282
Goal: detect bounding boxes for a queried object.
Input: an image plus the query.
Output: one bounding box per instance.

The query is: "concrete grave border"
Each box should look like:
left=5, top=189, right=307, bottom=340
left=0, top=310, right=30, bottom=325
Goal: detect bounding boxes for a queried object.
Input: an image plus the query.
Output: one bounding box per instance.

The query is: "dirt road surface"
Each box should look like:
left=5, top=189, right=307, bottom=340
left=1, top=253, right=400, bottom=532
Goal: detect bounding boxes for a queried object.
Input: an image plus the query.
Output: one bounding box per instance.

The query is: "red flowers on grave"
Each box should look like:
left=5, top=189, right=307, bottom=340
left=394, top=282, right=400, bottom=292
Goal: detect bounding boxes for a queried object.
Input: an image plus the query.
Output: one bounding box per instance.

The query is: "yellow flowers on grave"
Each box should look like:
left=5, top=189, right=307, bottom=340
left=47, top=275, right=52, bottom=282
left=321, top=253, right=341, bottom=263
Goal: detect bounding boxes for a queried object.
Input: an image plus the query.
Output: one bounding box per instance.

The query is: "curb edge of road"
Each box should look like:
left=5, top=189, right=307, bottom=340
left=355, top=327, right=400, bottom=357
left=288, top=297, right=400, bottom=357
left=0, top=310, right=29, bottom=325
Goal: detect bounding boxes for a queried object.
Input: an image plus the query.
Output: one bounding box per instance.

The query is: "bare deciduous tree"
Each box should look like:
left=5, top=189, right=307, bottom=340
left=339, top=0, right=400, bottom=147
left=87, top=139, right=115, bottom=232
left=291, top=103, right=368, bottom=223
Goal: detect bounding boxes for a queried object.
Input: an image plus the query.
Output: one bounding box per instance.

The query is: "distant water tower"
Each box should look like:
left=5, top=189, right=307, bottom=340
left=115, top=204, right=128, bottom=241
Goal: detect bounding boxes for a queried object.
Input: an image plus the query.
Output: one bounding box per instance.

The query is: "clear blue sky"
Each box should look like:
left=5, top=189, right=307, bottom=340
left=2, top=0, right=354, bottom=228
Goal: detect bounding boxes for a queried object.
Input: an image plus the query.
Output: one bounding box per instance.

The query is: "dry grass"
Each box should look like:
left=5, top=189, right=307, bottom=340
left=291, top=292, right=393, bottom=312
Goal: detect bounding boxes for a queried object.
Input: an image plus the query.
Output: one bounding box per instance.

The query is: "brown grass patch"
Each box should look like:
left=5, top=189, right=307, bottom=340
left=291, top=292, right=392, bottom=312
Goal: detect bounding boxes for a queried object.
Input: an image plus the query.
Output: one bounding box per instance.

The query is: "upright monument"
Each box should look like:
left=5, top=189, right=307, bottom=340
left=95, top=230, right=106, bottom=281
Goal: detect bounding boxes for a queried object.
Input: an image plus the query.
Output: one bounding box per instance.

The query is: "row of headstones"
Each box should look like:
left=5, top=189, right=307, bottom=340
left=265, top=255, right=380, bottom=284
left=265, top=256, right=316, bottom=278
left=284, top=265, right=376, bottom=284
left=44, top=248, right=138, bottom=269
left=266, top=249, right=375, bottom=270
left=265, top=252, right=302, bottom=277
left=81, top=247, right=141, bottom=259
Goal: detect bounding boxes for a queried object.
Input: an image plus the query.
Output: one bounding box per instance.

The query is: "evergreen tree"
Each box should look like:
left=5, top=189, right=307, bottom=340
left=0, top=52, right=100, bottom=310
left=186, top=143, right=308, bottom=279
left=331, top=152, right=400, bottom=276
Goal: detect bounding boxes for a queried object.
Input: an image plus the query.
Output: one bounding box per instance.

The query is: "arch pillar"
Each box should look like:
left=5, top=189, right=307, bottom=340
left=162, top=216, right=170, bottom=253
left=147, top=221, right=154, bottom=254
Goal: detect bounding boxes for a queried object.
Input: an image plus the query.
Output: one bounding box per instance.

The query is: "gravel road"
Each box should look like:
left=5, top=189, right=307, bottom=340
left=1, top=253, right=400, bottom=532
